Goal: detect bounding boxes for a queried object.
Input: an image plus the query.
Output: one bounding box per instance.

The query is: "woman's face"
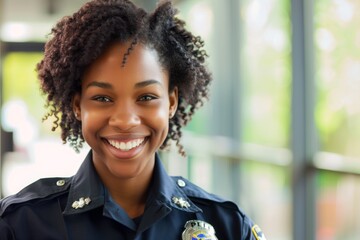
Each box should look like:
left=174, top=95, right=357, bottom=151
left=73, top=41, right=178, bottom=180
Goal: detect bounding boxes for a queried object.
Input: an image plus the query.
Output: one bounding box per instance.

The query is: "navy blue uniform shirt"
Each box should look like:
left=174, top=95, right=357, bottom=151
left=0, top=151, right=265, bottom=239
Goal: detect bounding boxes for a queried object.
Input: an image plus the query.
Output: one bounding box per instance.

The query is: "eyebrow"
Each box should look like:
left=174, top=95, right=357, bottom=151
left=86, top=81, right=112, bottom=89
left=134, top=79, right=163, bottom=89
left=85, top=79, right=163, bottom=90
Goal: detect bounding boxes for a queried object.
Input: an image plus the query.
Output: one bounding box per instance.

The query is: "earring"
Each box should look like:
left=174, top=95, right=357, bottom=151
left=74, top=112, right=79, bottom=118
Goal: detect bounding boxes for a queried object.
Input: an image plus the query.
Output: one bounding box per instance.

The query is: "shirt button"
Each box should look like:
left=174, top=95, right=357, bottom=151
left=56, top=179, right=66, bottom=186
left=177, top=179, right=186, bottom=187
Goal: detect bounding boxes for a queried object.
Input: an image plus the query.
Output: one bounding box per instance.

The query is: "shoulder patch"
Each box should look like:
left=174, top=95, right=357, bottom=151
left=252, top=224, right=267, bottom=240
left=0, top=177, right=71, bottom=216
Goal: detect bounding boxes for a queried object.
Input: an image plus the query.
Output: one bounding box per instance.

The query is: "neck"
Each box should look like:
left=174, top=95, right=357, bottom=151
left=94, top=159, right=155, bottom=219
left=109, top=178, right=151, bottom=218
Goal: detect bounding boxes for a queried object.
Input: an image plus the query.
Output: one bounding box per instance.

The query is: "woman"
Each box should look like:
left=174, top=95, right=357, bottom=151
left=0, top=0, right=265, bottom=239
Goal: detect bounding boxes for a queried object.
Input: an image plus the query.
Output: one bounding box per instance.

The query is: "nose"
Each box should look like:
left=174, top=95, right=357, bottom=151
left=108, top=102, right=140, bottom=131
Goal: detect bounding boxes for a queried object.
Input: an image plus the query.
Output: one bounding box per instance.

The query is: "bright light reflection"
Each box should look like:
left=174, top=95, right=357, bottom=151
left=316, top=28, right=336, bottom=52
left=2, top=140, right=89, bottom=197
left=0, top=22, right=52, bottom=42
left=334, top=0, right=354, bottom=22
left=245, top=0, right=272, bottom=30
left=188, top=2, right=213, bottom=39
left=1, top=99, right=39, bottom=147
left=1, top=22, right=30, bottom=41
left=1, top=99, right=28, bottom=131
left=263, top=28, right=286, bottom=51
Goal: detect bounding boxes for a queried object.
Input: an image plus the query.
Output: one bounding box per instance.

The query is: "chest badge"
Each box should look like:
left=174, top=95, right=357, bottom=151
left=182, top=220, right=218, bottom=240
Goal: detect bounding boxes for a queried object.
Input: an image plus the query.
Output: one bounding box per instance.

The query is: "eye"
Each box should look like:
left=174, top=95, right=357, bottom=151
left=92, top=95, right=112, bottom=102
left=138, top=95, right=158, bottom=102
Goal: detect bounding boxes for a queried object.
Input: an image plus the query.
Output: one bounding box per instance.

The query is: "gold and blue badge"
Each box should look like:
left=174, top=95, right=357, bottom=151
left=252, top=224, right=267, bottom=240
left=182, top=220, right=218, bottom=240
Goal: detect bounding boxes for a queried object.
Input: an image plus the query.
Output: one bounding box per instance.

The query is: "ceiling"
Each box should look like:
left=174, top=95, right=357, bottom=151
left=0, top=0, right=157, bottom=41
left=2, top=0, right=88, bottom=23
left=0, top=0, right=89, bottom=41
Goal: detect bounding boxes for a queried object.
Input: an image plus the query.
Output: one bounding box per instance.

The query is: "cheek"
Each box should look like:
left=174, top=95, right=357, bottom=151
left=145, top=104, right=170, bottom=134
left=81, top=109, right=107, bottom=134
left=81, top=115, right=95, bottom=141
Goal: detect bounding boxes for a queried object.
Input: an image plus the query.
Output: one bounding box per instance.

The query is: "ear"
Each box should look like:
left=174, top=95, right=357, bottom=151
left=72, top=93, right=82, bottom=121
left=169, top=87, right=178, bottom=119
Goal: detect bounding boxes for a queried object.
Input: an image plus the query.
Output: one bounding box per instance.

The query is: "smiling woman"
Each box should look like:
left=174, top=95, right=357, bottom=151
left=0, top=0, right=265, bottom=239
left=74, top=42, right=177, bottom=192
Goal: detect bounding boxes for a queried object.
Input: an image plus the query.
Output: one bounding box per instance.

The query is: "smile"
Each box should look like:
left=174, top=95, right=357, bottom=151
left=107, top=138, right=145, bottom=151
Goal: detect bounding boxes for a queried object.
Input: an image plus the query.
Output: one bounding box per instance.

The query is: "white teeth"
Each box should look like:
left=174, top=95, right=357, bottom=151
left=108, top=138, right=144, bottom=151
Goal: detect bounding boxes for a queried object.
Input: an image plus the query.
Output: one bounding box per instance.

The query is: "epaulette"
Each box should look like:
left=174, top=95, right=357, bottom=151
left=0, top=177, right=71, bottom=216
left=171, top=176, right=239, bottom=210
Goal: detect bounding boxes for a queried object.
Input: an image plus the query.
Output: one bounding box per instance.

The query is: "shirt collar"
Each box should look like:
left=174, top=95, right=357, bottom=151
left=63, top=151, right=105, bottom=215
left=146, top=153, right=201, bottom=213
left=63, top=151, right=201, bottom=216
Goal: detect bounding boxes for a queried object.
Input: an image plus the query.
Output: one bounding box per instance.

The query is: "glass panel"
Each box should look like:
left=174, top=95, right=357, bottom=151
left=240, top=0, right=291, bottom=147
left=316, top=171, right=360, bottom=239
left=2, top=52, right=45, bottom=147
left=175, top=0, right=214, bottom=135
left=1, top=52, right=86, bottom=197
left=164, top=136, right=293, bottom=240
left=315, top=0, right=360, bottom=158
left=240, top=161, right=291, bottom=240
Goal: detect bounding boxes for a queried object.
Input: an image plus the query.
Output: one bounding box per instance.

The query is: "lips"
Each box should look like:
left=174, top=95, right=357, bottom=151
left=107, top=138, right=145, bottom=151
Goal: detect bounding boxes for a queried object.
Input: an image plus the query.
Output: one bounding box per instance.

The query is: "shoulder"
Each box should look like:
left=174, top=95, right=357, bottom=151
left=171, top=176, right=245, bottom=215
left=171, top=176, right=264, bottom=239
left=172, top=176, right=235, bottom=204
left=0, top=177, right=71, bottom=216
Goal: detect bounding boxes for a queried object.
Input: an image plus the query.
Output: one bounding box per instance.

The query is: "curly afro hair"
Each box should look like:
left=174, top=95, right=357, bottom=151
left=37, top=0, right=212, bottom=156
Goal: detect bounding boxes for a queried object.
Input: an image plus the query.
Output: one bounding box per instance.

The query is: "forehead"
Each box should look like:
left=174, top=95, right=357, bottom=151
left=83, top=41, right=168, bottom=86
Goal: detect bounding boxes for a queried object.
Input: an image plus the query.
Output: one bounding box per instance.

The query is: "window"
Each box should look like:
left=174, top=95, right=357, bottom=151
left=1, top=1, right=360, bottom=239
left=314, top=0, right=360, bottom=239
left=1, top=44, right=86, bottom=196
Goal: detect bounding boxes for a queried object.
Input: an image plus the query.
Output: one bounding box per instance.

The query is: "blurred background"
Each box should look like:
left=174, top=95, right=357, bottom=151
left=1, top=0, right=360, bottom=239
